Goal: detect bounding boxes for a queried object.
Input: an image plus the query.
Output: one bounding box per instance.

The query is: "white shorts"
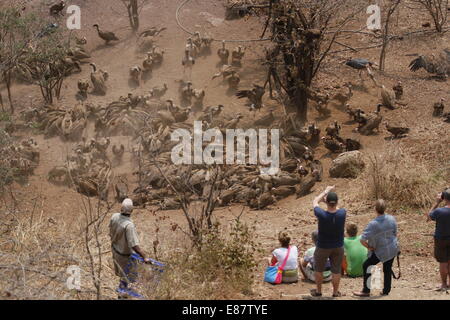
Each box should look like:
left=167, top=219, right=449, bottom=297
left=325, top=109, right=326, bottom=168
left=304, top=265, right=332, bottom=282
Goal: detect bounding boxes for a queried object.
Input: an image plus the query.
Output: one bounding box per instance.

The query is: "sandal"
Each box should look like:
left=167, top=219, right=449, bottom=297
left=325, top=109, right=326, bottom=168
left=310, top=289, right=322, bottom=297
left=353, top=291, right=370, bottom=297
left=332, top=291, right=346, bottom=298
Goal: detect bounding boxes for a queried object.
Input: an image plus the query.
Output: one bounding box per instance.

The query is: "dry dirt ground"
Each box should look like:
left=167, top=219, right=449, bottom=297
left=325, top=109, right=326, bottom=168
left=1, top=0, right=450, bottom=300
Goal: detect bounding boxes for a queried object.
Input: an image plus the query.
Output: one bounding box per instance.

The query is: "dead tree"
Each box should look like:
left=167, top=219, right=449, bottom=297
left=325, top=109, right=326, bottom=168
left=264, top=0, right=366, bottom=123
left=413, top=0, right=448, bottom=33
left=379, top=0, right=402, bottom=72
left=121, top=0, right=148, bottom=33
left=150, top=159, right=222, bottom=248
left=80, top=196, right=113, bottom=300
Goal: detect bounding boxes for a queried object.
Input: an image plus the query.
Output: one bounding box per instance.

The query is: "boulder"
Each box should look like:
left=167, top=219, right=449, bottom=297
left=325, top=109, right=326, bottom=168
left=329, top=151, right=365, bottom=178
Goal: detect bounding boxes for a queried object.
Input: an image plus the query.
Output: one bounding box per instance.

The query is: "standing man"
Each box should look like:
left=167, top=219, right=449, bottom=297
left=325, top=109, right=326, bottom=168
left=109, top=198, right=151, bottom=293
left=311, top=186, right=347, bottom=297
left=353, top=199, right=398, bottom=297
left=426, top=188, right=450, bottom=291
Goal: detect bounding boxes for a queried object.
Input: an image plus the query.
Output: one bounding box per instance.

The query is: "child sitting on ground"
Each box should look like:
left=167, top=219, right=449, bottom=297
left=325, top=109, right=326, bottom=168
left=299, top=231, right=332, bottom=282
left=342, top=223, right=368, bottom=277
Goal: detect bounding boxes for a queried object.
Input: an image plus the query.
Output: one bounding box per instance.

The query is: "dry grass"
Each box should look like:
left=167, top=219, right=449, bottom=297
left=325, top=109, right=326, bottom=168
left=358, top=143, right=447, bottom=210
left=139, top=219, right=262, bottom=300
left=0, top=190, right=118, bottom=300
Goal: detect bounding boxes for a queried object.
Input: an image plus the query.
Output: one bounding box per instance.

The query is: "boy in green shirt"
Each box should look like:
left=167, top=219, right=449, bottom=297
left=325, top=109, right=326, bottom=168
left=343, top=223, right=368, bottom=277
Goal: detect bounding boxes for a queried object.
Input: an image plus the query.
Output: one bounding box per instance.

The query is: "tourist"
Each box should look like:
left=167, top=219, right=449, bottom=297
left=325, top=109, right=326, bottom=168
left=300, top=231, right=332, bottom=283
left=311, top=186, right=346, bottom=297
left=353, top=199, right=399, bottom=297
left=342, top=223, right=368, bottom=277
left=269, top=232, right=299, bottom=283
left=426, top=188, right=450, bottom=291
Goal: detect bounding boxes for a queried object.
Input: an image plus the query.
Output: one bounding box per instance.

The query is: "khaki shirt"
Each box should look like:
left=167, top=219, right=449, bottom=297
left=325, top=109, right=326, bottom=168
left=109, top=212, right=140, bottom=255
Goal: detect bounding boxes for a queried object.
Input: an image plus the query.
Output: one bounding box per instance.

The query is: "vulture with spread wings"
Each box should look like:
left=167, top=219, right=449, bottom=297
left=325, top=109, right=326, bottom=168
left=409, top=49, right=450, bottom=78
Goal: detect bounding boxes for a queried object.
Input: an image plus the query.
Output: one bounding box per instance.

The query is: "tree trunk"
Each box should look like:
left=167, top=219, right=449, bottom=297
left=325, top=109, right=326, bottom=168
left=0, top=91, right=4, bottom=112
left=5, top=72, right=13, bottom=114
left=131, top=0, right=139, bottom=32
left=126, top=0, right=139, bottom=33
left=292, top=88, right=308, bottom=124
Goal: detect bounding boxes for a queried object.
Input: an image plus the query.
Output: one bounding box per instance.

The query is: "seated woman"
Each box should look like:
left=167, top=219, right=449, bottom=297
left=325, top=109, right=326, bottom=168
left=269, top=232, right=299, bottom=283
left=299, top=231, right=332, bottom=282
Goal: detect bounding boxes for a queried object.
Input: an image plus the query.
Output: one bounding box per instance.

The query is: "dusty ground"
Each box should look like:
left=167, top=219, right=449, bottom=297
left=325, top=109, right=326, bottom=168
left=1, top=0, right=450, bottom=300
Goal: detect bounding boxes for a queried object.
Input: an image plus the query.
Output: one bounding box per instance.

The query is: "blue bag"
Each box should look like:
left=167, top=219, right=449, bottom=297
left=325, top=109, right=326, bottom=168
left=264, top=266, right=281, bottom=283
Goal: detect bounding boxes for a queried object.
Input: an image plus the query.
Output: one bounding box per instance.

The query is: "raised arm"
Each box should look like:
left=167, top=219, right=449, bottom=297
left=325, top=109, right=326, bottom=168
left=426, top=193, right=443, bottom=221
left=313, top=186, right=335, bottom=208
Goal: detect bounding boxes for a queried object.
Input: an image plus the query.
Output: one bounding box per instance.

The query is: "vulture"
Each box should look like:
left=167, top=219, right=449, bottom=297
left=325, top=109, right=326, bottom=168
left=50, top=1, right=65, bottom=15
left=380, top=85, right=395, bottom=110
left=385, top=123, right=410, bottom=139
left=409, top=49, right=450, bottom=78
left=93, top=24, right=119, bottom=45
left=359, top=104, right=383, bottom=135
left=89, top=63, right=108, bottom=95
left=322, top=136, right=344, bottom=154
left=140, top=27, right=167, bottom=37
left=253, top=109, right=275, bottom=127
left=236, top=84, right=265, bottom=111
left=217, top=40, right=230, bottom=65
left=224, top=114, right=243, bottom=129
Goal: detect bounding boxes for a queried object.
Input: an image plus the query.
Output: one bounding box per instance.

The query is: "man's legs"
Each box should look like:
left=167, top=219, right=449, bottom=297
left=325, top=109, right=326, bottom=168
left=313, top=248, right=330, bottom=295
left=382, top=257, right=395, bottom=295
left=447, top=261, right=450, bottom=287
left=434, top=239, right=449, bottom=289
left=329, top=247, right=344, bottom=295
left=439, top=262, right=449, bottom=289
left=331, top=273, right=341, bottom=295
left=314, top=271, right=323, bottom=294
left=362, top=253, right=380, bottom=294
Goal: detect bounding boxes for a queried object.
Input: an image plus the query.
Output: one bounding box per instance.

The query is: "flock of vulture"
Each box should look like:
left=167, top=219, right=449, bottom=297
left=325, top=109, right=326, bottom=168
left=3, top=1, right=449, bottom=211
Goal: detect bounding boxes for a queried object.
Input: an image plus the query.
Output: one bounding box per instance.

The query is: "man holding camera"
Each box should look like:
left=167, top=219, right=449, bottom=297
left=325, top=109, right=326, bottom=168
left=311, top=186, right=347, bottom=297
left=427, top=188, right=450, bottom=291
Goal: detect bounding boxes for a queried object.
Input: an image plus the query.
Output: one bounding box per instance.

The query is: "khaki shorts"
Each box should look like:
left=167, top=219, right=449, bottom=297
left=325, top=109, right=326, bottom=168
left=434, top=239, right=450, bottom=263
left=314, top=247, right=344, bottom=274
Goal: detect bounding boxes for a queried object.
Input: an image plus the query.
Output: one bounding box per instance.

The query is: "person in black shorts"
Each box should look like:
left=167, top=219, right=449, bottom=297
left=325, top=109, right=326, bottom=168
left=427, top=188, right=450, bottom=291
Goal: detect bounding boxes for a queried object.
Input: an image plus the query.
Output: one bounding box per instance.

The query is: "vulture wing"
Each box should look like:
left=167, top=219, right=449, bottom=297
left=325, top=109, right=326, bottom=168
left=236, top=90, right=253, bottom=100
left=409, top=56, right=427, bottom=72
left=444, top=49, right=450, bottom=60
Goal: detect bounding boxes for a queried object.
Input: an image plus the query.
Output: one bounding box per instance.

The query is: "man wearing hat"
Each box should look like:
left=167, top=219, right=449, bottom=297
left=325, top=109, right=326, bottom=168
left=109, top=198, right=151, bottom=291
left=311, top=186, right=347, bottom=297
left=426, top=188, right=450, bottom=291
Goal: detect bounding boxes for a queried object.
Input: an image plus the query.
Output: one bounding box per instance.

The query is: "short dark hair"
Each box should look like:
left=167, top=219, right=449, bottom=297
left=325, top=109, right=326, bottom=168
left=375, top=199, right=386, bottom=214
left=346, top=223, right=358, bottom=237
left=278, top=232, right=291, bottom=247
